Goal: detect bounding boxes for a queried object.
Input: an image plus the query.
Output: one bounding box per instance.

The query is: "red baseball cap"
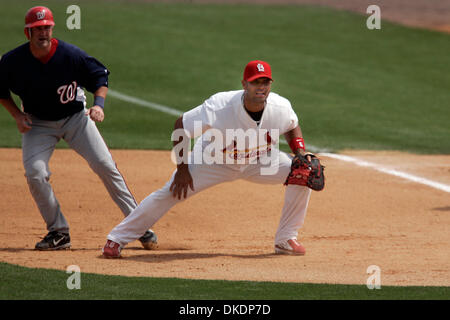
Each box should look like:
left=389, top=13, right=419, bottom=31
left=243, top=60, right=272, bottom=82
left=25, top=6, right=55, bottom=29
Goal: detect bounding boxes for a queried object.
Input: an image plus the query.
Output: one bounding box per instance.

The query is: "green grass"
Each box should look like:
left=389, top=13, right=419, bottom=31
left=0, top=0, right=449, bottom=152
left=0, top=262, right=448, bottom=300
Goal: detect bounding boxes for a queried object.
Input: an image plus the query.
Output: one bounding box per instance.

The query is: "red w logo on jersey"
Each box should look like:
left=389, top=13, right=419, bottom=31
left=57, top=81, right=77, bottom=104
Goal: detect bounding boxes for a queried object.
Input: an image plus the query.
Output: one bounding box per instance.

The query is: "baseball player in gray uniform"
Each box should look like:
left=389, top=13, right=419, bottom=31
left=0, top=6, right=157, bottom=250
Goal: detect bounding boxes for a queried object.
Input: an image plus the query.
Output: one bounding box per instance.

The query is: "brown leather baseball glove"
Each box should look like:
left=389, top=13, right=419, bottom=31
left=284, top=153, right=325, bottom=191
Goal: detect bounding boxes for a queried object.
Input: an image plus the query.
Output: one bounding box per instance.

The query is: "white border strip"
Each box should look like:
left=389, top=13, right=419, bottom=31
left=321, top=153, right=450, bottom=193
left=108, top=89, right=450, bottom=193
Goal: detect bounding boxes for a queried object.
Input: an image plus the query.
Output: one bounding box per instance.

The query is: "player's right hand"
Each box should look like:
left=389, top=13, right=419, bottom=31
left=86, top=106, right=105, bottom=122
left=169, top=165, right=194, bottom=200
left=15, top=113, right=32, bottom=133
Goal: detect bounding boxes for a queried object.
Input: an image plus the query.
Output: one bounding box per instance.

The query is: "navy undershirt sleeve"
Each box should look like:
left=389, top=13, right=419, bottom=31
left=79, top=53, right=110, bottom=93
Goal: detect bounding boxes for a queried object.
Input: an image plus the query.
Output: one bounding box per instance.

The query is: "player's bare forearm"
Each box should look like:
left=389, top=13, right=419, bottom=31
left=0, top=97, right=21, bottom=118
left=170, top=115, right=194, bottom=199
left=0, top=97, right=32, bottom=133
left=173, top=116, right=189, bottom=169
left=94, top=86, right=108, bottom=99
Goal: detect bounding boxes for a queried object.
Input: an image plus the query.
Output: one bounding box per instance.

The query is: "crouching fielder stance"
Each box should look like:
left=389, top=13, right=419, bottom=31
left=102, top=60, right=324, bottom=258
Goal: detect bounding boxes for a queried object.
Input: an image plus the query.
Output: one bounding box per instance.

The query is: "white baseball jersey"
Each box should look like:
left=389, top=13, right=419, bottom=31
left=183, top=90, right=299, bottom=169
left=183, top=90, right=298, bottom=136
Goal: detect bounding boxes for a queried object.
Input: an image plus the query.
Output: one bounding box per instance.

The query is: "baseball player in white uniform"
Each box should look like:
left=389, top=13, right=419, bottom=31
left=102, top=60, right=313, bottom=258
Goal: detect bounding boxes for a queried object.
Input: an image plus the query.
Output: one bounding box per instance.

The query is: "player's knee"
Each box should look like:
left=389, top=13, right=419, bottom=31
left=24, top=161, right=50, bottom=182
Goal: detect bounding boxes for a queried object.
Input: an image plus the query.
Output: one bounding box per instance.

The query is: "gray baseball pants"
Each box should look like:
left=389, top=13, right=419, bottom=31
left=22, top=109, right=137, bottom=234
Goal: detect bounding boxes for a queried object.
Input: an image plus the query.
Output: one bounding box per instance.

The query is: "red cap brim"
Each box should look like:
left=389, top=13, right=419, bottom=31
left=245, top=74, right=273, bottom=82
left=25, top=20, right=55, bottom=28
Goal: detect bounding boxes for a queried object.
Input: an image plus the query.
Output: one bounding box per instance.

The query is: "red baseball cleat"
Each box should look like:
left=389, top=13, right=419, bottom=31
left=274, top=239, right=306, bottom=255
left=102, top=239, right=123, bottom=258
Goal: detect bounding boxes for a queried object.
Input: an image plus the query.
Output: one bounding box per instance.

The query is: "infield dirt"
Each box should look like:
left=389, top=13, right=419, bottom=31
left=1, top=148, right=449, bottom=286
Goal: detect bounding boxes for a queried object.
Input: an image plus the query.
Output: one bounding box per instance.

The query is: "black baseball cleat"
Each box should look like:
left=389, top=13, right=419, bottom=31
left=138, top=229, right=158, bottom=250
left=35, top=231, right=71, bottom=250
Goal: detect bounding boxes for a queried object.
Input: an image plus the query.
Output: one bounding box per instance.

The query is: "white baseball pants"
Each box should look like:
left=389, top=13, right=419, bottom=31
left=108, top=150, right=311, bottom=247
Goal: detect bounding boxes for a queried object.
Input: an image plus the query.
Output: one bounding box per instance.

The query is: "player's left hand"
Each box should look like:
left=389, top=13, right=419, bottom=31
left=292, top=152, right=313, bottom=169
left=285, top=153, right=325, bottom=191
left=86, top=106, right=104, bottom=122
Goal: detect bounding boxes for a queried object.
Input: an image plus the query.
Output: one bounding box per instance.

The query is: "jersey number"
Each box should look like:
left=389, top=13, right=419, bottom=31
left=57, top=81, right=77, bottom=104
